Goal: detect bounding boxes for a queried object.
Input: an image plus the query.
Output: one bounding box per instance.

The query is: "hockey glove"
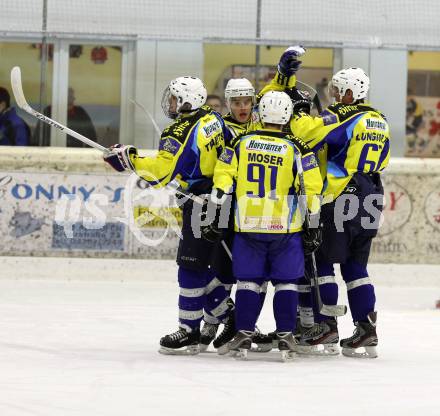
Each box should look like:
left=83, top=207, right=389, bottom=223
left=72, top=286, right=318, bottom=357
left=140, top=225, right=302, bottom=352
left=286, top=88, right=312, bottom=114
left=200, top=189, right=228, bottom=243
left=201, top=221, right=222, bottom=243
left=103, top=144, right=137, bottom=172
left=302, top=214, right=323, bottom=255
left=278, top=45, right=306, bottom=77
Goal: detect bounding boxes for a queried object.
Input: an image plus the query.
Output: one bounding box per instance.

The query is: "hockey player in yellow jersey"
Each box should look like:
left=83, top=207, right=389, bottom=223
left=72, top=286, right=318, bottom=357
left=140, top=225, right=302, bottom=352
left=202, top=91, right=323, bottom=359
left=284, top=66, right=390, bottom=358
left=203, top=77, right=272, bottom=352
left=104, top=76, right=235, bottom=355
left=223, top=78, right=260, bottom=137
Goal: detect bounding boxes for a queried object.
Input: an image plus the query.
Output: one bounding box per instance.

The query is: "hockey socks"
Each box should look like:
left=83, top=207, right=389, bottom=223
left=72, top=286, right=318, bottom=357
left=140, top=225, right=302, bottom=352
left=341, top=261, right=376, bottom=322
left=314, top=261, right=339, bottom=322
left=272, top=280, right=298, bottom=333
left=235, top=279, right=265, bottom=331
left=177, top=267, right=208, bottom=330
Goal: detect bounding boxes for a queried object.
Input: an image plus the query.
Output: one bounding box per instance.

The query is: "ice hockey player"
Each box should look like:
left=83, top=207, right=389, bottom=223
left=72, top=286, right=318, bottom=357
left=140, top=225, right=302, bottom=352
left=103, top=76, right=234, bottom=355
left=201, top=78, right=275, bottom=353
left=284, top=64, right=390, bottom=358
left=257, top=46, right=316, bottom=344
left=202, top=91, right=323, bottom=360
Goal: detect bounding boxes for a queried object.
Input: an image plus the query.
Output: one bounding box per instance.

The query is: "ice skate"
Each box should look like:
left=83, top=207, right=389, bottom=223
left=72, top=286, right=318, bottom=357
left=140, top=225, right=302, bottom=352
left=250, top=326, right=273, bottom=352
left=294, top=317, right=312, bottom=340
left=341, top=312, right=378, bottom=359
left=199, top=322, right=219, bottom=352
left=159, top=327, right=200, bottom=355
left=213, top=312, right=236, bottom=355
left=228, top=330, right=253, bottom=360
left=269, top=317, right=308, bottom=350
left=277, top=332, right=297, bottom=362
left=267, top=331, right=279, bottom=349
left=297, top=318, right=340, bottom=356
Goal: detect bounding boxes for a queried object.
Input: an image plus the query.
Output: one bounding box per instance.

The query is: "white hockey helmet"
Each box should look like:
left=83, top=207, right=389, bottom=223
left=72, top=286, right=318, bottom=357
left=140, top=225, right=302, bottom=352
left=330, top=67, right=370, bottom=101
left=224, top=78, right=255, bottom=110
left=259, top=91, right=293, bottom=125
left=162, top=76, right=207, bottom=118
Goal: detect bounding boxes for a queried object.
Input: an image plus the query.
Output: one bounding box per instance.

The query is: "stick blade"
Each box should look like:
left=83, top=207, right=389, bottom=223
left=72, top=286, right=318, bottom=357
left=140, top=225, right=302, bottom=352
left=10, top=66, right=29, bottom=109
left=320, top=304, right=347, bottom=317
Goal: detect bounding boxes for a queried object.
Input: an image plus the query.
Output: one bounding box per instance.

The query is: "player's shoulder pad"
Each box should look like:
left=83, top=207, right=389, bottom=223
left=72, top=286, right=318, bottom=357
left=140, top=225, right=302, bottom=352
left=158, top=135, right=183, bottom=156
left=358, top=104, right=388, bottom=121
left=160, top=119, right=190, bottom=145
left=230, top=132, right=248, bottom=148
left=199, top=104, right=213, bottom=115
left=198, top=111, right=224, bottom=140
left=285, top=134, right=312, bottom=154
left=301, top=152, right=319, bottom=172
left=327, top=102, right=367, bottom=122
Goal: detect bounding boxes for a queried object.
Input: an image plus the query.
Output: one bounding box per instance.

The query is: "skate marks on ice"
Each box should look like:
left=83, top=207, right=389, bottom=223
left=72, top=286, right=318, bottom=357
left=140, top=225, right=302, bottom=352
left=1, top=274, right=440, bottom=415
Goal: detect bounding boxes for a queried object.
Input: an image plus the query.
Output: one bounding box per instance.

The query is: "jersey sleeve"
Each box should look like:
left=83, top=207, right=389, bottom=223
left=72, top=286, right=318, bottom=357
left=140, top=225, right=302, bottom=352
left=289, top=109, right=340, bottom=149
left=257, top=70, right=297, bottom=101
left=130, top=135, right=184, bottom=188
left=295, top=148, right=323, bottom=214
left=213, top=140, right=239, bottom=194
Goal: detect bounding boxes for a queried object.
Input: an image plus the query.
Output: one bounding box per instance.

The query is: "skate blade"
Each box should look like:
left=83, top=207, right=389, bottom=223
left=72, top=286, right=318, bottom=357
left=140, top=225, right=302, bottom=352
left=280, top=350, right=296, bottom=362
left=199, top=343, right=209, bottom=353
left=296, top=343, right=340, bottom=356
left=250, top=343, right=273, bottom=353
left=342, top=346, right=378, bottom=359
left=216, top=343, right=230, bottom=355
left=229, top=348, right=248, bottom=360
left=159, top=345, right=200, bottom=356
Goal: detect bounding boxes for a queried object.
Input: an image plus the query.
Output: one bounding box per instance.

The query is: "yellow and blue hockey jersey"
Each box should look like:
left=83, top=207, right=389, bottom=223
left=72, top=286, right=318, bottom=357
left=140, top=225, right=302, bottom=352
left=289, top=102, right=390, bottom=200
left=214, top=129, right=323, bottom=234
left=222, top=109, right=262, bottom=142
left=130, top=106, right=225, bottom=193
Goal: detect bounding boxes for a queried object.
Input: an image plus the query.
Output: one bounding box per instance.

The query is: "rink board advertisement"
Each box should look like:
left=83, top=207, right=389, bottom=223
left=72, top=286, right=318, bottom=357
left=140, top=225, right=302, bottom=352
left=371, top=171, right=440, bottom=264
left=0, top=162, right=439, bottom=263
left=0, top=171, right=181, bottom=259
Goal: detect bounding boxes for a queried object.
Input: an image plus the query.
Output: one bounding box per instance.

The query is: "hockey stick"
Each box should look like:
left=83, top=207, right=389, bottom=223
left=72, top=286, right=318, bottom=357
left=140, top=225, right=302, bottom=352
left=166, top=181, right=233, bottom=260
left=129, top=98, right=232, bottom=259
left=293, top=151, right=347, bottom=317
left=0, top=175, right=12, bottom=188
left=11, top=66, right=196, bottom=202
left=10, top=66, right=109, bottom=154
left=130, top=99, right=162, bottom=138
left=11, top=66, right=232, bottom=259
left=296, top=80, right=323, bottom=114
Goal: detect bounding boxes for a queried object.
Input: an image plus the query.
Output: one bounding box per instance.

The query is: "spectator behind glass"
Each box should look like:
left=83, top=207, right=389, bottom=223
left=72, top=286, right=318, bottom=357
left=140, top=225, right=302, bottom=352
left=33, top=87, right=97, bottom=147
left=206, top=94, right=224, bottom=114
left=0, top=87, right=30, bottom=146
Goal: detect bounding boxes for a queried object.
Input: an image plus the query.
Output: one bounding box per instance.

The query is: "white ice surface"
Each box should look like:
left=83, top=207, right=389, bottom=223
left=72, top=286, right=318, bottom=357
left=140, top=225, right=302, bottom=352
left=0, top=258, right=440, bottom=416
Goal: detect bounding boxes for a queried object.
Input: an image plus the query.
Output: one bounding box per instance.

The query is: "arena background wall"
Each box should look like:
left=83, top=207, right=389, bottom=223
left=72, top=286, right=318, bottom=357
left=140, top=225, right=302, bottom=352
left=0, top=147, right=439, bottom=264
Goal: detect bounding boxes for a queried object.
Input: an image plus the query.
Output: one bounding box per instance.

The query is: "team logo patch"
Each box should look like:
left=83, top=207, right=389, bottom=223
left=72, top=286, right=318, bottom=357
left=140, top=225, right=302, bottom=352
left=159, top=137, right=181, bottom=155
left=322, top=113, right=338, bottom=126
left=365, top=118, right=387, bottom=131
left=302, top=154, right=318, bottom=171
left=219, top=148, right=234, bottom=164
left=202, top=119, right=222, bottom=138
left=245, top=139, right=287, bottom=154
